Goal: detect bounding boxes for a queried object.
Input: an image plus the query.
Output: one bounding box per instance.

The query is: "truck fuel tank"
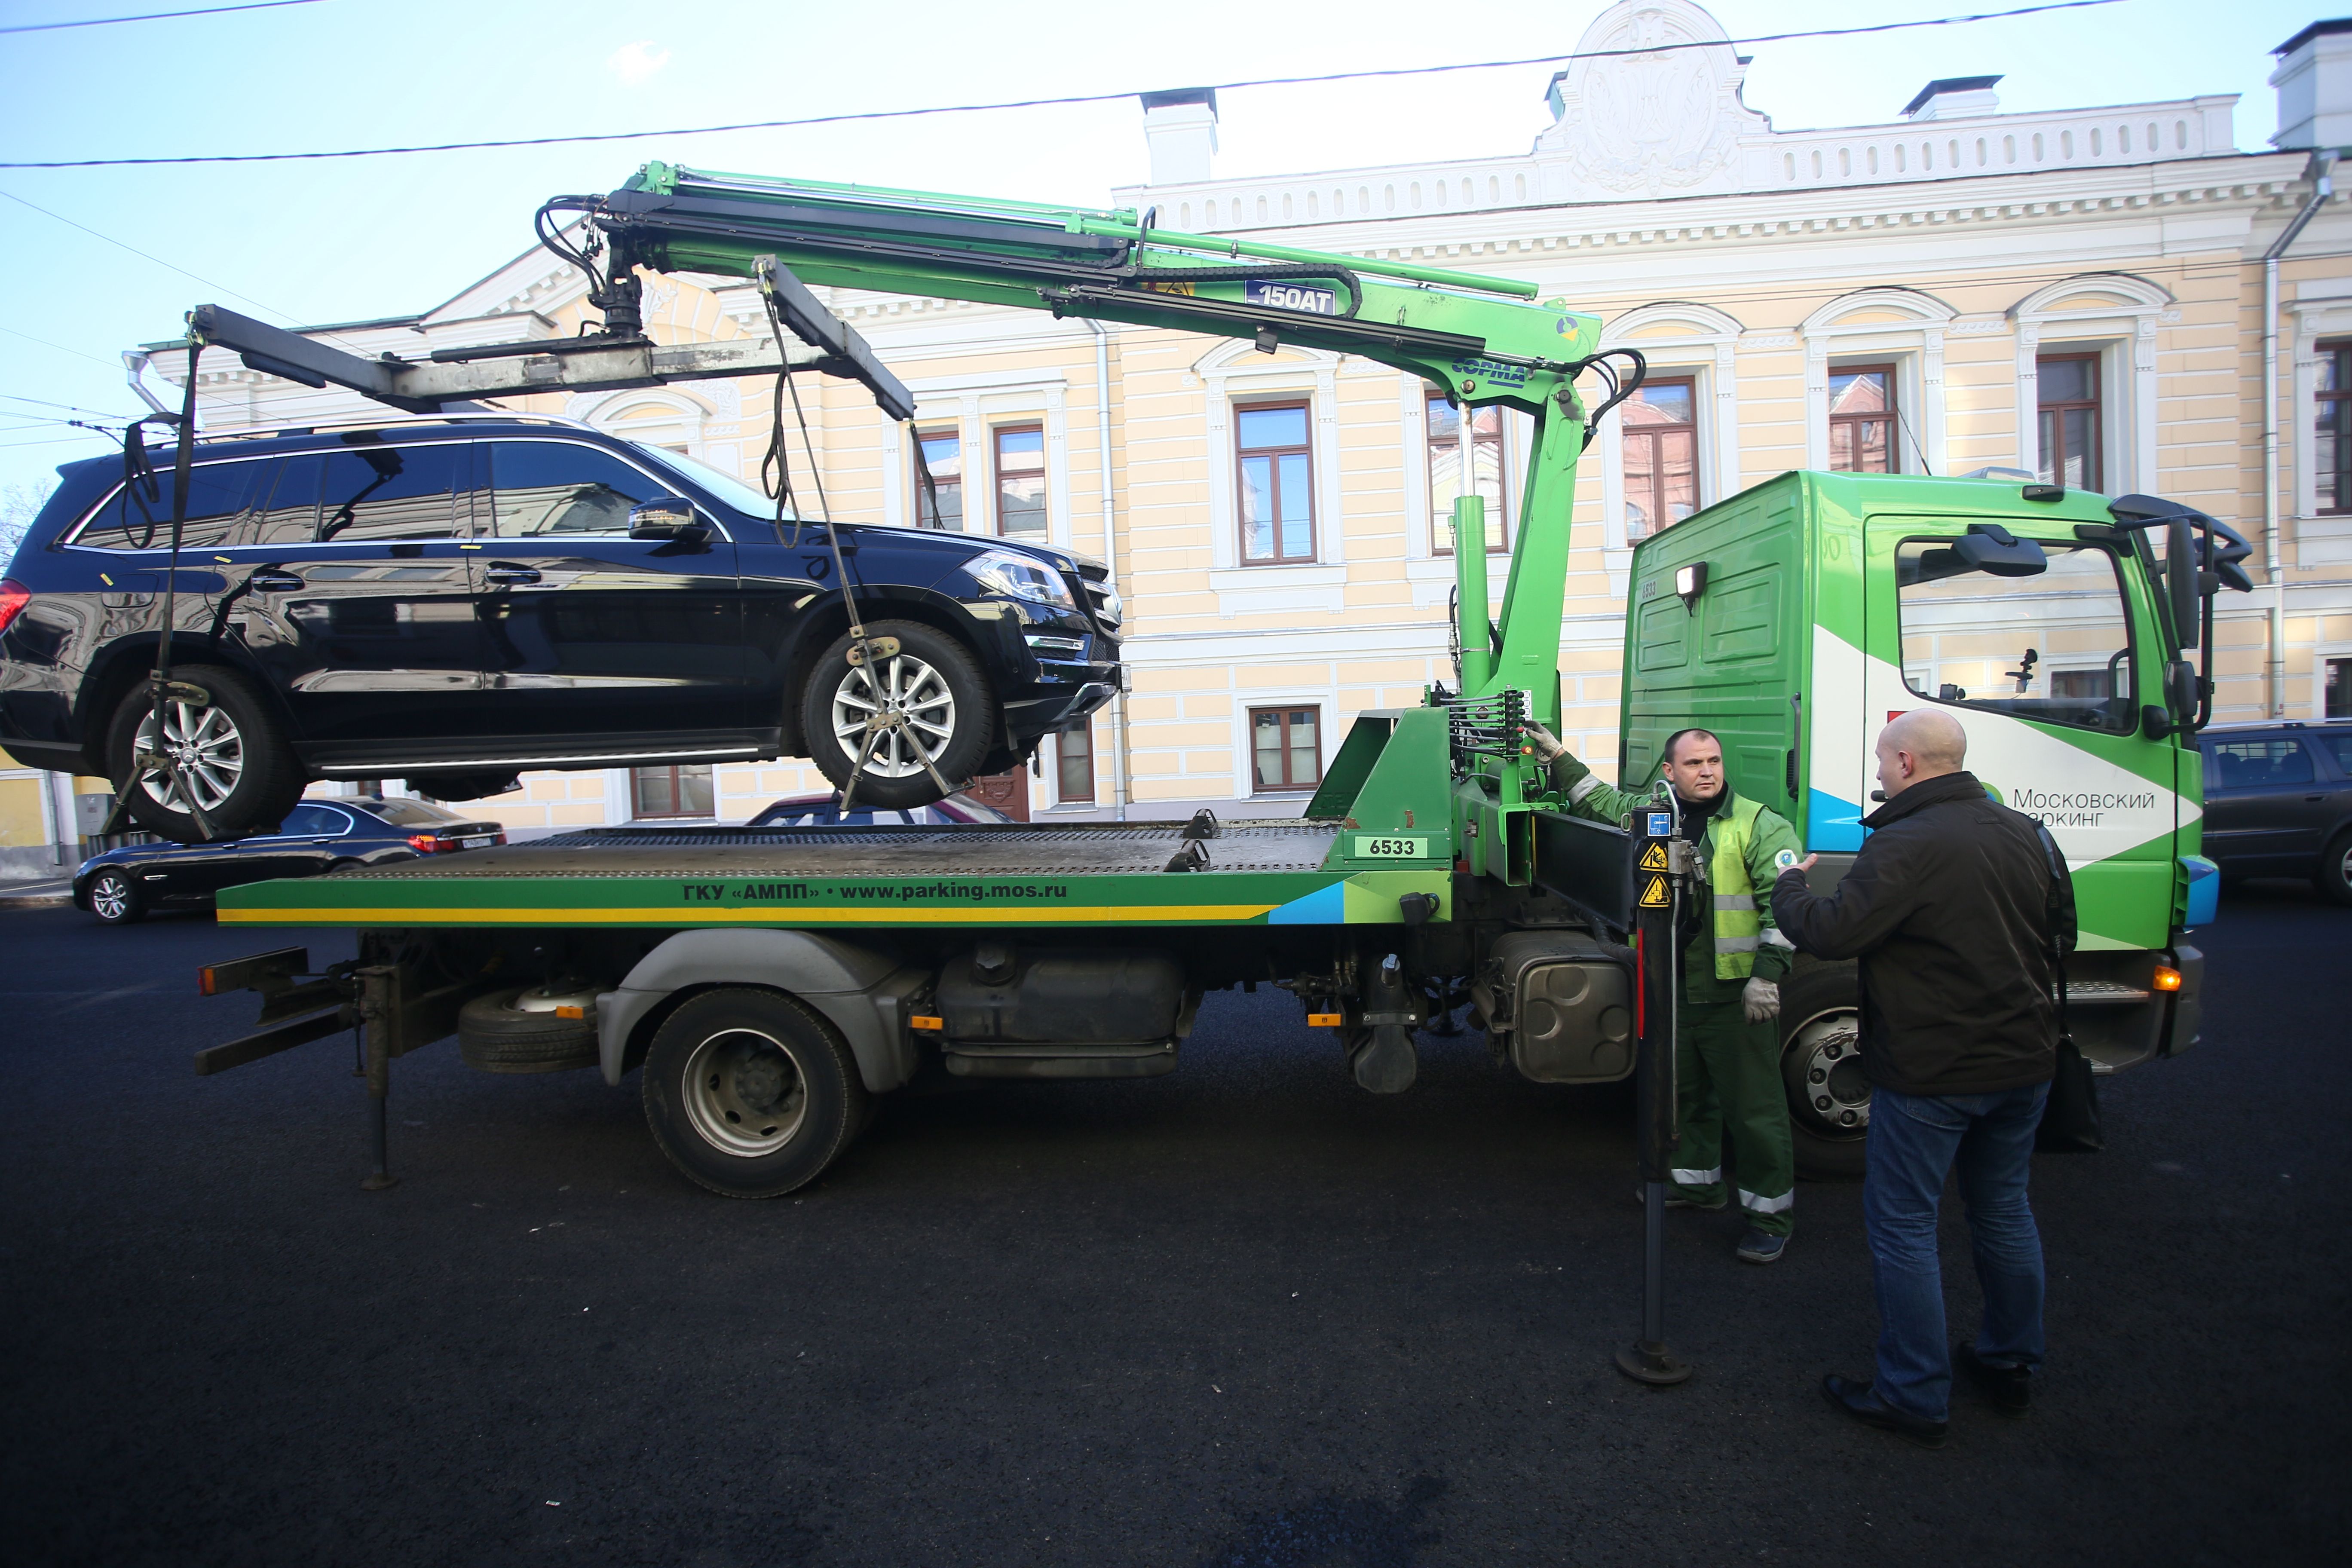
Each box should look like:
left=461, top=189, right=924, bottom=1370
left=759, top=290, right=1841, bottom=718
left=1471, top=930, right=1635, bottom=1085
left=934, top=943, right=1192, bottom=1078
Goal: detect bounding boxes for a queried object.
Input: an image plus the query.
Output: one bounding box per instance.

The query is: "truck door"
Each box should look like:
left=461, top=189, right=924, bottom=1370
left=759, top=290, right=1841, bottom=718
left=1865, top=516, right=2177, bottom=949
left=470, top=438, right=744, bottom=746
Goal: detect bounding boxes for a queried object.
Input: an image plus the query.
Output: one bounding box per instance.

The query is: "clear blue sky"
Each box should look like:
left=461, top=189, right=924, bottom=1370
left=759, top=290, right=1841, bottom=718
left=0, top=0, right=2326, bottom=500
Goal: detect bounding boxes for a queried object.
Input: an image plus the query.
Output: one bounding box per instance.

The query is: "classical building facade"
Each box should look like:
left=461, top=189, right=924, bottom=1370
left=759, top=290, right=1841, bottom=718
left=116, top=1, right=2352, bottom=842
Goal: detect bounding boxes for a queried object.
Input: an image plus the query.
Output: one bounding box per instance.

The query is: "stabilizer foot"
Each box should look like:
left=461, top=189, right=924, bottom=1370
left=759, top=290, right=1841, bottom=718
left=1615, top=1339, right=1694, bottom=1386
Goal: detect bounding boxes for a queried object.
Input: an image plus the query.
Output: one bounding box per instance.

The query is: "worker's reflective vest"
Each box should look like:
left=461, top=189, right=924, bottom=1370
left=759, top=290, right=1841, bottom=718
left=1703, top=795, right=1768, bottom=981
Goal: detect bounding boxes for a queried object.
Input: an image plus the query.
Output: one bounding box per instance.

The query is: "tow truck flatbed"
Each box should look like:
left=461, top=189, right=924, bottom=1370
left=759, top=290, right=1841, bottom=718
left=214, top=815, right=1451, bottom=931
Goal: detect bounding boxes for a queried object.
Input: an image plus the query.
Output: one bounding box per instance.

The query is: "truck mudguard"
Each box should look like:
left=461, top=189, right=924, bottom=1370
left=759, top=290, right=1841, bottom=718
left=597, top=929, right=926, bottom=1092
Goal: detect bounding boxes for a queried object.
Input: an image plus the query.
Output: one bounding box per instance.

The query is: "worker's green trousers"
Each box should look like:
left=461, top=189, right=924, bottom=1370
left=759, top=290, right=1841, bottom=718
left=1666, top=998, right=1797, bottom=1236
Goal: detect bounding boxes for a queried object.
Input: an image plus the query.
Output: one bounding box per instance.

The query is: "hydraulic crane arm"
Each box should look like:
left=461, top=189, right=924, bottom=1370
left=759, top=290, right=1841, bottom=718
left=577, top=163, right=1625, bottom=716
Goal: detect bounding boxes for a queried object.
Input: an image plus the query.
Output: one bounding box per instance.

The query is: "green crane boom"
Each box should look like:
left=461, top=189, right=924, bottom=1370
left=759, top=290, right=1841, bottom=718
left=573, top=162, right=1626, bottom=725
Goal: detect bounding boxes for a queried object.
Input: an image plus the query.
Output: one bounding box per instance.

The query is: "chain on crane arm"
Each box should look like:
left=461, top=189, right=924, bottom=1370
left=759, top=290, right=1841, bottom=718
left=752, top=257, right=958, bottom=810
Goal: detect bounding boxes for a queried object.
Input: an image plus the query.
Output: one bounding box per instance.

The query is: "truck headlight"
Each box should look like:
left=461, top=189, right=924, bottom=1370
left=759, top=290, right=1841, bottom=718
left=966, top=549, right=1076, bottom=611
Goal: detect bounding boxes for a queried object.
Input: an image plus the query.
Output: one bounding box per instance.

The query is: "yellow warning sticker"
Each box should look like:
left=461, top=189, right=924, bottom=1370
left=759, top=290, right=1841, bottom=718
left=1638, top=842, right=1669, bottom=872
left=1637, top=875, right=1671, bottom=908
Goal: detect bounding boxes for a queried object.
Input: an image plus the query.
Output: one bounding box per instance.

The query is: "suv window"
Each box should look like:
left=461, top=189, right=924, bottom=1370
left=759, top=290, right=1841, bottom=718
left=248, top=456, right=325, bottom=545
left=2205, top=739, right=2316, bottom=790
left=318, top=444, right=469, bottom=542
left=71, top=458, right=271, bottom=551
left=489, top=441, right=669, bottom=537
left=1896, top=538, right=2136, bottom=734
left=2312, top=731, right=2352, bottom=775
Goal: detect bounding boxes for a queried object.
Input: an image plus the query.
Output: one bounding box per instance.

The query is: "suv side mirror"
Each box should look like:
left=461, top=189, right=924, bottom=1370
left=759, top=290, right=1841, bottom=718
left=628, top=498, right=710, bottom=541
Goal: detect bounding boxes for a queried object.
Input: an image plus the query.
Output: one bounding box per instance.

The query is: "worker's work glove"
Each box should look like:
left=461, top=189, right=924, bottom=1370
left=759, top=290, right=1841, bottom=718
left=1741, top=977, right=1781, bottom=1024
left=1522, top=720, right=1568, bottom=766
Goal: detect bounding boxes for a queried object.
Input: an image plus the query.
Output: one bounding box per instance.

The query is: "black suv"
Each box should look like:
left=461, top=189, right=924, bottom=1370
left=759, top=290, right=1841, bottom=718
left=2198, top=719, right=2352, bottom=905
left=0, top=415, right=1121, bottom=839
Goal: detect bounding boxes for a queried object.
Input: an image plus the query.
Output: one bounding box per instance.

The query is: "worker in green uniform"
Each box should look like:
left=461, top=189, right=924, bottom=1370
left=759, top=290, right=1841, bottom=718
left=1524, top=723, right=1807, bottom=1264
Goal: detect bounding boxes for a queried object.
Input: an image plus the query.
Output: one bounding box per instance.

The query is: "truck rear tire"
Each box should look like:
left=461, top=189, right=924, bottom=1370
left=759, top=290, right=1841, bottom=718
left=640, top=988, right=868, bottom=1198
left=1779, top=963, right=1871, bottom=1179
left=458, top=985, right=601, bottom=1074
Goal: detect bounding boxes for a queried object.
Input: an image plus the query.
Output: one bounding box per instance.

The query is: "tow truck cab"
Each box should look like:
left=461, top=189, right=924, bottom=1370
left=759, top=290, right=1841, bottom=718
left=1620, top=470, right=2209, bottom=1084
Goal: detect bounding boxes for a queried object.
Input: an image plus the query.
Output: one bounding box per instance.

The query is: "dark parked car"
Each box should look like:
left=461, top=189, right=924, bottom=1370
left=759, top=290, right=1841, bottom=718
left=72, top=795, right=504, bottom=925
left=0, top=413, right=1121, bottom=841
left=2198, top=719, right=2352, bottom=904
left=746, top=790, right=1016, bottom=828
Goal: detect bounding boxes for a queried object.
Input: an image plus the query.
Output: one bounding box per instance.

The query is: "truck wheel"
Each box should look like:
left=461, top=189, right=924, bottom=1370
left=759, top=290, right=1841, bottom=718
left=106, top=664, right=300, bottom=843
left=2318, top=829, right=2352, bottom=908
left=86, top=869, right=145, bottom=925
left=458, top=984, right=601, bottom=1074
left=799, top=621, right=990, bottom=809
left=640, top=988, right=868, bottom=1198
left=1779, top=963, right=1870, bottom=1179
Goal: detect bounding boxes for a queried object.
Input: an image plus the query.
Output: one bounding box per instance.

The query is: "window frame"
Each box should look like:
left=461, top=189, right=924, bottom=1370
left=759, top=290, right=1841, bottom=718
left=990, top=422, right=1048, bottom=539
left=1619, top=375, right=1701, bottom=545
left=1233, top=398, right=1319, bottom=566
left=2317, top=338, right=2352, bottom=516
left=911, top=426, right=965, bottom=532
left=1246, top=703, right=1325, bottom=792
left=2036, top=351, right=2104, bottom=493
left=631, top=763, right=715, bottom=820
left=1426, top=391, right=1510, bottom=555
left=1827, top=362, right=1901, bottom=475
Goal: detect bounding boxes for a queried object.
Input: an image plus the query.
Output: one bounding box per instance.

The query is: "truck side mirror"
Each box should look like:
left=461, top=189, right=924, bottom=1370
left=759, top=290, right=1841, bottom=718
left=2165, top=515, right=2199, bottom=649
left=1952, top=523, right=2046, bottom=577
left=2164, top=658, right=2198, bottom=720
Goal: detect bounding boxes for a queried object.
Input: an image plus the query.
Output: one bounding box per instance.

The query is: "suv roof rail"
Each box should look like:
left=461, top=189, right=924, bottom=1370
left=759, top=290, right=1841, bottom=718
left=160, top=411, right=600, bottom=447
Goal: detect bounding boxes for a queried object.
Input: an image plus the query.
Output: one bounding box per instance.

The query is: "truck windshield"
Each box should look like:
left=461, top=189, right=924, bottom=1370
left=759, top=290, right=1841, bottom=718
left=1895, top=538, right=2137, bottom=734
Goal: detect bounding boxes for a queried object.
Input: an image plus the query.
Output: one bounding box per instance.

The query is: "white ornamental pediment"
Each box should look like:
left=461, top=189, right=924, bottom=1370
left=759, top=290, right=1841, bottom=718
left=1534, top=0, right=1767, bottom=200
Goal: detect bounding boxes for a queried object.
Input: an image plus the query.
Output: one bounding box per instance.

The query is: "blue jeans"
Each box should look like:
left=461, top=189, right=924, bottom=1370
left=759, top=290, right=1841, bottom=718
left=1862, top=1082, right=2049, bottom=1421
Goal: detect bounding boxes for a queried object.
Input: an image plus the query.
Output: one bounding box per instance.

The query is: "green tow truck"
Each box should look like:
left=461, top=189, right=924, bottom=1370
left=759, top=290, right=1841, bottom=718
left=190, top=166, right=2242, bottom=1195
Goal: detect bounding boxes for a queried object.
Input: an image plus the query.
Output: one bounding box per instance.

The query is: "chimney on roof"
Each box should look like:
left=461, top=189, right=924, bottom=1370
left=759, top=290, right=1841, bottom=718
left=2272, top=18, right=2352, bottom=148
left=1141, top=89, right=1218, bottom=185
left=1902, top=76, right=2003, bottom=121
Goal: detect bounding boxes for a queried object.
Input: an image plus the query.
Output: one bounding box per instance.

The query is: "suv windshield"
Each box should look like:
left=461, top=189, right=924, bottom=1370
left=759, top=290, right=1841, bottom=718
left=630, top=442, right=803, bottom=524
left=1895, top=537, right=2137, bottom=734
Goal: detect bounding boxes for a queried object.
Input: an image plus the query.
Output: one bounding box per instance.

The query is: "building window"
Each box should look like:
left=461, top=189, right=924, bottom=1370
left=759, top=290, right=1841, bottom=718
left=2318, top=340, right=2352, bottom=514
left=992, top=425, right=1047, bottom=537
left=2038, top=353, right=2102, bottom=491
left=1828, top=364, right=1898, bottom=474
left=1249, top=706, right=1322, bottom=791
left=1427, top=392, right=1507, bottom=552
left=2327, top=655, right=2352, bottom=719
left=1056, top=718, right=1096, bottom=803
left=632, top=764, right=714, bottom=819
left=1621, top=377, right=1698, bottom=542
left=913, top=429, right=963, bottom=530
left=1236, top=402, right=1317, bottom=564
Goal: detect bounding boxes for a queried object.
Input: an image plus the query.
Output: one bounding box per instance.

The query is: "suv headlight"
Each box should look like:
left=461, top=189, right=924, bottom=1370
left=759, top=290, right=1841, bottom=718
left=965, top=549, right=1075, bottom=611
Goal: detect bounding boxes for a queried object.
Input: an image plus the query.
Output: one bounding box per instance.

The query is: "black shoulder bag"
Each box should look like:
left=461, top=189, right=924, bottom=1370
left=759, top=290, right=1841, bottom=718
left=2032, top=822, right=2102, bottom=1153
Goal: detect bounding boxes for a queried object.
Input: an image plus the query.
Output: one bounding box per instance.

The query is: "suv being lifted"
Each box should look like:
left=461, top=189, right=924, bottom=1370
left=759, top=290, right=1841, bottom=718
left=0, top=414, right=1121, bottom=839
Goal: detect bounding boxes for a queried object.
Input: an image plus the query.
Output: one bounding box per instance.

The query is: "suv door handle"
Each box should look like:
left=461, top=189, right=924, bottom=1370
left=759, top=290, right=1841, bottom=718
left=484, top=564, right=542, bottom=585
left=248, top=571, right=304, bottom=592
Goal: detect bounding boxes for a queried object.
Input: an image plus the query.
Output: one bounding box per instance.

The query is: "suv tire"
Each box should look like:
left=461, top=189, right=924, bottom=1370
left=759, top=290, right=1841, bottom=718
left=106, top=664, right=301, bottom=843
left=799, top=620, right=991, bottom=808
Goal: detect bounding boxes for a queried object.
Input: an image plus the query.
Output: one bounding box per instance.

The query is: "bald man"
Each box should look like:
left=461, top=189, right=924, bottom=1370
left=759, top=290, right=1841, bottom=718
left=1771, top=708, right=2076, bottom=1449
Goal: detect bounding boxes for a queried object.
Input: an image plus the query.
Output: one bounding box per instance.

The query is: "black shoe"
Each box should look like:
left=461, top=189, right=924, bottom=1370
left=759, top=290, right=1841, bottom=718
left=1821, top=1374, right=1948, bottom=1448
left=1954, top=1343, right=2032, bottom=1417
left=1633, top=1185, right=1727, bottom=1212
left=1735, top=1228, right=1787, bottom=1265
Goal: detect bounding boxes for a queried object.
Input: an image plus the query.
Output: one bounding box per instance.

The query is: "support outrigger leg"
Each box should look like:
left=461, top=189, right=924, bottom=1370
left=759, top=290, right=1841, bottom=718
left=358, top=965, right=399, bottom=1191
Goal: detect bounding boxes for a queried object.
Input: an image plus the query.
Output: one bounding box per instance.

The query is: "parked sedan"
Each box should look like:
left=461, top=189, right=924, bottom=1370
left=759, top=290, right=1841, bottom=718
left=73, top=795, right=505, bottom=925
left=2197, top=719, right=2352, bottom=904
left=745, top=791, right=1015, bottom=828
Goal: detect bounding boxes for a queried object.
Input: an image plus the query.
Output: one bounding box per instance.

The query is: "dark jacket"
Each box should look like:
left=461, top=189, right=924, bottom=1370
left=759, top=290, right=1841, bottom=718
left=1770, top=770, right=2076, bottom=1096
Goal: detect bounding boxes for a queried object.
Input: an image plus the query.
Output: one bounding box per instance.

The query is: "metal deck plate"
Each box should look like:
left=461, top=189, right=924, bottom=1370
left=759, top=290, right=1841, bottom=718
left=343, top=819, right=1346, bottom=880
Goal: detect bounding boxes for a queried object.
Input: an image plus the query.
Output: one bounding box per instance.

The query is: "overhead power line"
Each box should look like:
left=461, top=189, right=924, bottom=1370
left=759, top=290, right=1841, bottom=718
left=0, top=0, right=2125, bottom=169
left=0, top=0, right=326, bottom=35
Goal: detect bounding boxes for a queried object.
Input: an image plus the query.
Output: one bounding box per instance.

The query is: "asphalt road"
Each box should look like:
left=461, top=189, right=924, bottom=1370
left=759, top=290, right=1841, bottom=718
left=2, top=885, right=2345, bottom=1567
